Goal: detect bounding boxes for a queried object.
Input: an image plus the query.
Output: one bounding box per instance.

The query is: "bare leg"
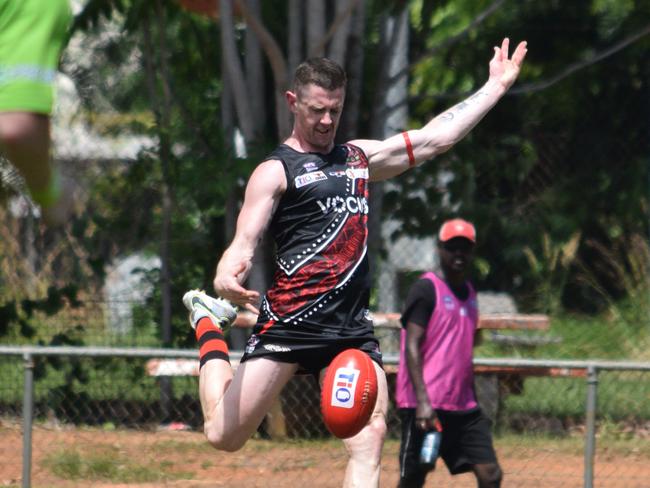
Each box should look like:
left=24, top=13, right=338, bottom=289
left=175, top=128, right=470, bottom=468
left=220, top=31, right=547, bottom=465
left=0, top=111, right=73, bottom=224
left=0, top=112, right=52, bottom=193
left=340, top=361, right=389, bottom=488
left=201, top=357, right=298, bottom=451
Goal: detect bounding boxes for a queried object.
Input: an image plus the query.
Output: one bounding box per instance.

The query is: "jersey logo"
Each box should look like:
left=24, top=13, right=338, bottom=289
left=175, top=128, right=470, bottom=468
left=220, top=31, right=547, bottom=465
left=443, top=295, right=455, bottom=310
left=346, top=168, right=368, bottom=180
left=347, top=152, right=363, bottom=167
left=245, top=334, right=260, bottom=353
left=316, top=195, right=369, bottom=214
left=295, top=170, right=327, bottom=188
left=263, top=344, right=292, bottom=352
left=303, top=161, right=319, bottom=172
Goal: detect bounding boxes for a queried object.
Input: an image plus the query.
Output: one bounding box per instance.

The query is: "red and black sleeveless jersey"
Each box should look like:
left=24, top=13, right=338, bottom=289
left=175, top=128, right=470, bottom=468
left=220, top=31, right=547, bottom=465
left=254, top=143, right=374, bottom=340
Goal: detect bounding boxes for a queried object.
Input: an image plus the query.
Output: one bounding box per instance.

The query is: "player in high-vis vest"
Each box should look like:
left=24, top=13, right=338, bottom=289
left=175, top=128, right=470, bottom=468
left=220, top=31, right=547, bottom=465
left=0, top=0, right=73, bottom=224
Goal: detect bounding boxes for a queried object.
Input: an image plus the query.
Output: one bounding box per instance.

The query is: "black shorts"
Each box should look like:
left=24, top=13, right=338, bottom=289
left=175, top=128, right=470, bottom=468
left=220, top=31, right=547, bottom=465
left=398, top=407, right=498, bottom=485
left=240, top=331, right=383, bottom=375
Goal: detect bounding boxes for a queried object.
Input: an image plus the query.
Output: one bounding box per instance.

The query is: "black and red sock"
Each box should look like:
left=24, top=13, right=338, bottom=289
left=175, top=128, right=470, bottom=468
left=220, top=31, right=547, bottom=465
left=196, top=317, right=230, bottom=368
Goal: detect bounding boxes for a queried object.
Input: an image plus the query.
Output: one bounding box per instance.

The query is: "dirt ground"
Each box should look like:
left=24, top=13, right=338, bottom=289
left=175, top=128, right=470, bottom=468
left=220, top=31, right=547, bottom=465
left=1, top=425, right=650, bottom=487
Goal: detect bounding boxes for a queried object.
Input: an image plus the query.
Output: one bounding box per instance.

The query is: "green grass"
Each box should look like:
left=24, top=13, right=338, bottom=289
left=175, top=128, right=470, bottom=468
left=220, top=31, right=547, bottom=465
left=494, top=432, right=585, bottom=455
left=150, top=438, right=209, bottom=455
left=501, top=370, right=650, bottom=421
left=44, top=446, right=194, bottom=483
left=31, top=432, right=650, bottom=484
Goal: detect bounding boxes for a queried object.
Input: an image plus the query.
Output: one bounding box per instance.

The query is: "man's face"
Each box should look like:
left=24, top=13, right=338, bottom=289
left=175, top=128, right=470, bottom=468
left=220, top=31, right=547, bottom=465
left=288, top=84, right=345, bottom=152
left=438, top=237, right=475, bottom=276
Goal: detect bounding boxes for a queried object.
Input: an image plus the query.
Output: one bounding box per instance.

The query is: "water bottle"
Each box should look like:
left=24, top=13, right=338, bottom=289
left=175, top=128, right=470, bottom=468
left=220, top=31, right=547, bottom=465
left=419, top=421, right=442, bottom=468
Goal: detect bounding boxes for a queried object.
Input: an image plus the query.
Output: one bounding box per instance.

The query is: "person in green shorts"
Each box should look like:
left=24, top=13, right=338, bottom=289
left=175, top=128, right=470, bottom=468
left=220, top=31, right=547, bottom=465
left=0, top=0, right=73, bottom=224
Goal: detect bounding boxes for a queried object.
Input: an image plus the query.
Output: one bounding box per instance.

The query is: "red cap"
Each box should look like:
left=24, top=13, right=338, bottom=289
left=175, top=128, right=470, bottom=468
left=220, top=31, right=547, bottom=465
left=438, top=218, right=476, bottom=243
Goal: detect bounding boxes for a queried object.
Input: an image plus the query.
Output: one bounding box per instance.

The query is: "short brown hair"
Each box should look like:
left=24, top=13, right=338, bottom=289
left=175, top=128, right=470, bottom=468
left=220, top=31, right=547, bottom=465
left=292, top=58, right=347, bottom=97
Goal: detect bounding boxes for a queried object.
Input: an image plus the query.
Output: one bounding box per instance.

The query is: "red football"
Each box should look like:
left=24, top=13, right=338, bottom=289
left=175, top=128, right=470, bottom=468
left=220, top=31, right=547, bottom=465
left=321, top=349, right=378, bottom=439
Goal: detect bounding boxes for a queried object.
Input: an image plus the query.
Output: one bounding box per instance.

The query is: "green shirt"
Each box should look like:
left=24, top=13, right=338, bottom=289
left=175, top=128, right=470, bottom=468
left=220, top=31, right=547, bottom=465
left=0, top=0, right=72, bottom=113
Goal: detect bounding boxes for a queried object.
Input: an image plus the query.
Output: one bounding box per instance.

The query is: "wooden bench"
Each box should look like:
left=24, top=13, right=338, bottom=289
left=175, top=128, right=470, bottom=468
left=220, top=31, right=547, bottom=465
left=232, top=311, right=552, bottom=330
left=233, top=311, right=551, bottom=331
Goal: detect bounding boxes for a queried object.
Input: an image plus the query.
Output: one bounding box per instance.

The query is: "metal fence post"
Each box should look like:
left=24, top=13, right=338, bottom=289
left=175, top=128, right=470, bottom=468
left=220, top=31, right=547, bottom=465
left=584, top=365, right=598, bottom=488
left=22, top=352, right=34, bottom=488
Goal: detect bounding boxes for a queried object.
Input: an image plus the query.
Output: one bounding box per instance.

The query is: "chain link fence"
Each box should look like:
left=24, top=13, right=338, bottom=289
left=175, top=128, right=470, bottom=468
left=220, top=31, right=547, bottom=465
left=1, top=345, right=650, bottom=487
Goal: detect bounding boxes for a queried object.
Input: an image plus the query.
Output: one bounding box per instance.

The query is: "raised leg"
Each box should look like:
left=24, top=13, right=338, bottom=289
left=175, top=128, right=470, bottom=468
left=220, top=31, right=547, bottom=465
left=201, top=357, right=298, bottom=451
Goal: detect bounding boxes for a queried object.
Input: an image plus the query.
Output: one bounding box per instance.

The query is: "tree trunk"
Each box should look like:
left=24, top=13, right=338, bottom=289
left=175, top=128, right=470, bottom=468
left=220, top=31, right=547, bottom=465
left=245, top=0, right=265, bottom=139
left=367, top=6, right=409, bottom=309
left=155, top=0, right=174, bottom=350
left=235, top=0, right=291, bottom=139
left=143, top=0, right=176, bottom=422
left=220, top=0, right=255, bottom=143
left=337, top=0, right=365, bottom=142
left=222, top=0, right=275, bottom=310
left=306, top=0, right=326, bottom=57
left=287, top=0, right=303, bottom=74
left=326, top=0, right=355, bottom=64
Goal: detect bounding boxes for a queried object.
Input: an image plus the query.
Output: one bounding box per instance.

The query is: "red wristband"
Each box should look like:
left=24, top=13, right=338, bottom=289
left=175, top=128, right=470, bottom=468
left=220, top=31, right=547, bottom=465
left=402, top=131, right=416, bottom=167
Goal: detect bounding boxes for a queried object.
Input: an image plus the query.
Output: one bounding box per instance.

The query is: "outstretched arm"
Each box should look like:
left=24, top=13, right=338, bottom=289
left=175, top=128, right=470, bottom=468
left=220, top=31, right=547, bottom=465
left=213, top=160, right=286, bottom=313
left=352, top=38, right=528, bottom=181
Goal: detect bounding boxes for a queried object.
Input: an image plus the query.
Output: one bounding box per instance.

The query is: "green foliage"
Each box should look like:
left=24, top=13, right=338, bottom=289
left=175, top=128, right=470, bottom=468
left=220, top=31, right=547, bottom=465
left=4, top=0, right=647, bottom=350
left=523, top=232, right=581, bottom=313
left=0, top=356, right=197, bottom=405
left=384, top=0, right=649, bottom=314
left=61, top=0, right=256, bottom=348
left=574, top=232, right=650, bottom=320
left=0, top=286, right=81, bottom=341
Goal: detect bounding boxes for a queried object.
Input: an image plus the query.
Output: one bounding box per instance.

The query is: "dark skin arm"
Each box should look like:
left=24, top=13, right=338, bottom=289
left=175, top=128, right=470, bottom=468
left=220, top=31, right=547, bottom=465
left=405, top=321, right=437, bottom=431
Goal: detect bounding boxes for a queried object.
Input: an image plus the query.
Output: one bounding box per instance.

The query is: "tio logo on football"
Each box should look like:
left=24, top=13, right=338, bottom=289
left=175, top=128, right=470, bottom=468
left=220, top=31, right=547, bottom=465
left=330, top=367, right=359, bottom=409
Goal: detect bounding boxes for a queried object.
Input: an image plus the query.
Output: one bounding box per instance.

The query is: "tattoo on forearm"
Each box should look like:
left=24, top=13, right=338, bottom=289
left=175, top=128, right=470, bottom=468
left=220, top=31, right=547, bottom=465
left=439, top=91, right=489, bottom=122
